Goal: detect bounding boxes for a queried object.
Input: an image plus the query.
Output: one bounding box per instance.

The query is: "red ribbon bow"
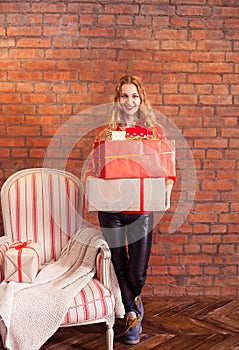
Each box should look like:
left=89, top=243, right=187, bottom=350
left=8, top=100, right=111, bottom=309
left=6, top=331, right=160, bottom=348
left=12, top=240, right=32, bottom=250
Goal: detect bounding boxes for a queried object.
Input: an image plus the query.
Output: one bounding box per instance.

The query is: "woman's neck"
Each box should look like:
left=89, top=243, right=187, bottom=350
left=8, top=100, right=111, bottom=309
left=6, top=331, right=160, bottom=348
left=125, top=115, right=137, bottom=127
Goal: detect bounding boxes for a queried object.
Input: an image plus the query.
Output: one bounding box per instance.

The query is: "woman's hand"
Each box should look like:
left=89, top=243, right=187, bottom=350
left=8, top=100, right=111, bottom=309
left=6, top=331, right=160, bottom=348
left=165, top=180, right=173, bottom=210
left=105, top=130, right=112, bottom=140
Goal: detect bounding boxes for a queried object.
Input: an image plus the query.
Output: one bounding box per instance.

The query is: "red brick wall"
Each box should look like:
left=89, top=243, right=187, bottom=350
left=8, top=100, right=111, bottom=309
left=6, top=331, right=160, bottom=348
left=0, top=1, right=238, bottom=296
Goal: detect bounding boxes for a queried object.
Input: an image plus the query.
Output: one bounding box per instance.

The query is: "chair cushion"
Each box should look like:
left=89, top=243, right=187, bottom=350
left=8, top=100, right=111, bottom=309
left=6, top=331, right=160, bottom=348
left=61, top=278, right=115, bottom=325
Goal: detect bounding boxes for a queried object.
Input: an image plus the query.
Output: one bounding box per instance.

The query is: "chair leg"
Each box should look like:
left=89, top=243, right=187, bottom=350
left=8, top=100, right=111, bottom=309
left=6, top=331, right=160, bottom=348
left=106, top=314, right=115, bottom=350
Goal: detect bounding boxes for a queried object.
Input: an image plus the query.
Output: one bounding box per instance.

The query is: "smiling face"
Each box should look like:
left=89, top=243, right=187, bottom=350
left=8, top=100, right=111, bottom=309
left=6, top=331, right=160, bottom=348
left=119, top=83, right=141, bottom=121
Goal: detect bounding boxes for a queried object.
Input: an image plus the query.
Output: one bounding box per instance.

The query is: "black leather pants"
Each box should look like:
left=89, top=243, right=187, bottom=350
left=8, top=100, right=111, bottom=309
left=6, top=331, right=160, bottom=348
left=98, top=211, right=154, bottom=314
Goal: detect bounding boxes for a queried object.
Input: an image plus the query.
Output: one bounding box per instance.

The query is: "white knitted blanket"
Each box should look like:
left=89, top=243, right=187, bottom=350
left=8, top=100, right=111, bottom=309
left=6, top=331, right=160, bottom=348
left=0, top=226, right=125, bottom=350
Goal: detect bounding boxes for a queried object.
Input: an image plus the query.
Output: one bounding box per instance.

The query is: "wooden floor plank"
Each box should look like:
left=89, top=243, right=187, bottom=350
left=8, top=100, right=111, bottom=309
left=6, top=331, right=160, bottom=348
left=2, top=296, right=239, bottom=349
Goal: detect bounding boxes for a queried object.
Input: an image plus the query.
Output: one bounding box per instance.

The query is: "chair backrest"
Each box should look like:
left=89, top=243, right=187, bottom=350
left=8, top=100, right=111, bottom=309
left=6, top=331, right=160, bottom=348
left=1, top=168, right=83, bottom=264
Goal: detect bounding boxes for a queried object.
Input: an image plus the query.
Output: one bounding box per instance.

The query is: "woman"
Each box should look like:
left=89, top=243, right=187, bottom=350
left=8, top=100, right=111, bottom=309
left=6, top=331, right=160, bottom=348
left=95, top=75, right=174, bottom=344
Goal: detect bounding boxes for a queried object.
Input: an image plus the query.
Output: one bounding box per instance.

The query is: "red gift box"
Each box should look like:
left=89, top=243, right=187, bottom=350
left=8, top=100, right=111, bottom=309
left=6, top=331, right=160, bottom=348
left=86, top=177, right=166, bottom=212
left=93, top=139, right=175, bottom=179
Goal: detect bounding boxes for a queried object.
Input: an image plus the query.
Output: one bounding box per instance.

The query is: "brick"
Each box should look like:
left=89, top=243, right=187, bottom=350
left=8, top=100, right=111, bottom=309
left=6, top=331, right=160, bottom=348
left=80, top=27, right=114, bottom=37
left=184, top=128, right=216, bottom=137
left=68, top=3, right=102, bottom=13
left=0, top=49, right=8, bottom=58
left=98, top=15, right=115, bottom=25
left=194, top=138, right=228, bottom=148
left=222, top=128, right=239, bottom=137
left=61, top=15, right=79, bottom=25
left=161, top=40, right=196, bottom=50
left=81, top=49, right=116, bottom=60
left=0, top=93, right=21, bottom=103
left=117, top=27, right=152, bottom=39
left=199, top=62, right=233, bottom=73
left=213, top=6, right=239, bottom=17
left=189, top=74, right=222, bottom=84
left=206, top=150, right=223, bottom=159
left=164, top=94, right=197, bottom=105
left=7, top=14, right=42, bottom=25
left=2, top=104, right=36, bottom=115
left=204, top=116, right=237, bottom=127
left=191, top=52, right=224, bottom=62
left=80, top=14, right=96, bottom=25
left=180, top=255, right=212, bottom=264
left=202, top=180, right=234, bottom=191
left=186, top=276, right=212, bottom=286
left=31, top=3, right=66, bottom=13
left=0, top=83, right=15, bottom=92
left=7, top=26, right=41, bottom=36
left=9, top=49, right=44, bottom=59
left=0, top=3, right=30, bottom=12
left=79, top=71, right=114, bottom=81
left=155, top=51, right=189, bottom=62
left=22, top=94, right=55, bottom=104
left=220, top=213, right=239, bottom=223
left=44, top=71, right=78, bottom=81
left=0, top=137, right=25, bottom=146
left=22, top=61, right=55, bottom=70
left=126, top=40, right=159, bottom=50
left=189, top=213, right=218, bottom=223
left=7, top=126, right=40, bottom=136
left=57, top=93, right=90, bottom=104
left=43, top=26, right=78, bottom=37
left=140, top=4, right=175, bottom=16
left=12, top=148, right=28, bottom=157
left=105, top=4, right=138, bottom=14
left=201, top=95, right=233, bottom=105
left=32, top=83, right=51, bottom=93
left=26, top=137, right=59, bottom=148
left=177, top=5, right=211, bottom=16
left=0, top=149, right=10, bottom=157
left=17, top=38, right=51, bottom=48
left=191, top=29, right=223, bottom=40
left=116, top=16, right=133, bottom=25
left=164, top=62, right=197, bottom=73
left=135, top=16, right=151, bottom=26
left=93, top=60, right=127, bottom=71
left=43, top=14, right=61, bottom=25
left=45, top=49, right=80, bottom=59
left=0, top=38, right=15, bottom=47
left=197, top=40, right=232, bottom=51
left=203, top=159, right=235, bottom=169
left=29, top=149, right=47, bottom=158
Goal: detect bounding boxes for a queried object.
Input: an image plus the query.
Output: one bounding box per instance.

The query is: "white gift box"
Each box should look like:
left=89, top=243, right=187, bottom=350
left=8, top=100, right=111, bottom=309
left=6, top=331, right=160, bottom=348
left=5, top=241, right=40, bottom=283
left=111, top=130, right=126, bottom=141
left=86, top=177, right=166, bottom=212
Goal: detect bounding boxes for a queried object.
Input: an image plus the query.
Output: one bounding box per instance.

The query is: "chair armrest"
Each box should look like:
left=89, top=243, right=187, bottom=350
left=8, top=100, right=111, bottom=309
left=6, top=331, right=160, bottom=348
left=0, top=237, right=10, bottom=282
left=96, top=246, right=111, bottom=289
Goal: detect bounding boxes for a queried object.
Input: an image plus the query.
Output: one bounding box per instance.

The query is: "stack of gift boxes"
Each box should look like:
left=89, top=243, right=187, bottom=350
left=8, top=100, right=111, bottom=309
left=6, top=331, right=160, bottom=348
left=86, top=126, right=176, bottom=213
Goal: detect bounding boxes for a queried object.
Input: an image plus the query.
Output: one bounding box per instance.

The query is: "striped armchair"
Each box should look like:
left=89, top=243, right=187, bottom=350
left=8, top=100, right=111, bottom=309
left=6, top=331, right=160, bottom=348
left=0, top=168, right=115, bottom=350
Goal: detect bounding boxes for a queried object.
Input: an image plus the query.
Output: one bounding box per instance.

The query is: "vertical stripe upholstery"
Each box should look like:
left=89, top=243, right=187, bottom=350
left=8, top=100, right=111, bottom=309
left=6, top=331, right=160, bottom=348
left=6, top=170, right=81, bottom=264
left=62, top=279, right=115, bottom=325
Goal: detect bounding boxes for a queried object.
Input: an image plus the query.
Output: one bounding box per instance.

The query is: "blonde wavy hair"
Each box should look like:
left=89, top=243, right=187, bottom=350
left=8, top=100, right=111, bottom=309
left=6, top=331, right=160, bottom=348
left=99, top=75, right=159, bottom=139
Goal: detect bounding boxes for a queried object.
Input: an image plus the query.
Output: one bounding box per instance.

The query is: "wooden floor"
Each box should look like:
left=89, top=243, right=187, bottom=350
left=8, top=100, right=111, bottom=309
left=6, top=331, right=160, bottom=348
left=38, top=296, right=239, bottom=350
